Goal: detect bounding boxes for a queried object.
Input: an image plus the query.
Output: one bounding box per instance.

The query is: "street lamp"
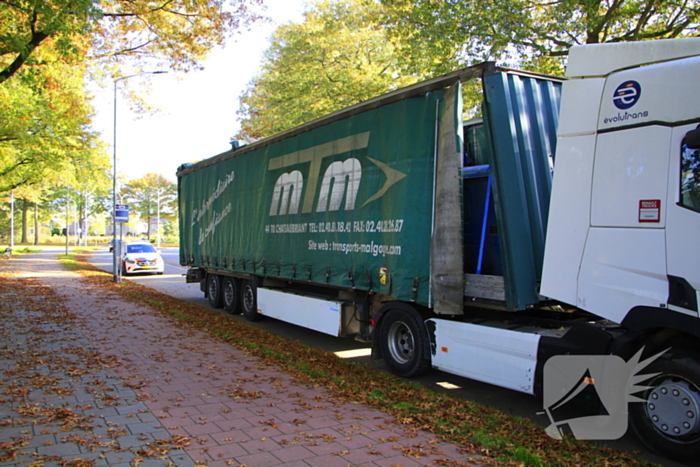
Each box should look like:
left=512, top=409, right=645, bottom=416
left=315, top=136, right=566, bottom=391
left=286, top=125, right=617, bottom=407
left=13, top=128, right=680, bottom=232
left=112, top=71, right=167, bottom=283
left=155, top=187, right=162, bottom=250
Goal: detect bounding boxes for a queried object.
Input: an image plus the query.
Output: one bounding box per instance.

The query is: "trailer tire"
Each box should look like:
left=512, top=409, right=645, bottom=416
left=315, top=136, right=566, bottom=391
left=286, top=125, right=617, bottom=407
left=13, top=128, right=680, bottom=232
left=629, top=349, right=700, bottom=462
left=240, top=280, right=263, bottom=322
left=379, top=308, right=430, bottom=378
left=222, top=277, right=239, bottom=314
left=206, top=274, right=224, bottom=309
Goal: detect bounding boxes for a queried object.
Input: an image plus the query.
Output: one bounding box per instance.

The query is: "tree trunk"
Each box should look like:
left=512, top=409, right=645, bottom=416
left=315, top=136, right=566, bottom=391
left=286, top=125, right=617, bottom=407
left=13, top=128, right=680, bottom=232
left=20, top=198, right=28, bottom=244
left=33, top=202, right=39, bottom=245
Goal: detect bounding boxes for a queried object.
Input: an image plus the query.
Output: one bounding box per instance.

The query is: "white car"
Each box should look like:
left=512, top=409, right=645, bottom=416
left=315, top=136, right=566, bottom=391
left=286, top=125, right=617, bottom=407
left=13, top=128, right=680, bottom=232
left=121, top=242, right=164, bottom=275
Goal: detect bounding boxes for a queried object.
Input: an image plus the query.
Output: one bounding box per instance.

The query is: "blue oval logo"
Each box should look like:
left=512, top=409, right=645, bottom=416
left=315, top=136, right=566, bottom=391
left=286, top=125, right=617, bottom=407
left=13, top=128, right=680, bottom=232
left=613, top=81, right=641, bottom=110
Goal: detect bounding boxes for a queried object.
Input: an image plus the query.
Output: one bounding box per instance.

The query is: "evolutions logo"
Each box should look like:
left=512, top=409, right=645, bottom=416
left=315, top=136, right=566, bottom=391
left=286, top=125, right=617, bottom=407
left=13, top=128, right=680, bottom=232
left=613, top=80, right=641, bottom=109
left=603, top=80, right=649, bottom=124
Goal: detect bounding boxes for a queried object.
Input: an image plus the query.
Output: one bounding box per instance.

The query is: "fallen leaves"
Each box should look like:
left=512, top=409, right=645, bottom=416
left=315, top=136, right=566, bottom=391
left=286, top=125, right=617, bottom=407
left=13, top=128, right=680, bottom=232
left=133, top=436, right=191, bottom=458
left=1, top=252, right=661, bottom=467
left=0, top=274, right=196, bottom=466
left=0, top=436, right=30, bottom=462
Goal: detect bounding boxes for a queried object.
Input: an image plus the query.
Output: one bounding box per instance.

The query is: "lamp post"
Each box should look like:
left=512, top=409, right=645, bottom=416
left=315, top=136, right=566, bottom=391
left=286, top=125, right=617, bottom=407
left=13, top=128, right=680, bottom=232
left=112, top=71, right=167, bottom=283
left=155, top=187, right=163, bottom=250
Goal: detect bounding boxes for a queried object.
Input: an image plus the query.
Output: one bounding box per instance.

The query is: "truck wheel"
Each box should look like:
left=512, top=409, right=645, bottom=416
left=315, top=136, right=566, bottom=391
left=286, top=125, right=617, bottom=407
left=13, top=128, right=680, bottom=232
left=206, top=274, right=223, bottom=309
left=379, top=309, right=430, bottom=377
left=629, top=350, right=700, bottom=462
left=240, top=280, right=263, bottom=321
left=222, top=277, right=239, bottom=314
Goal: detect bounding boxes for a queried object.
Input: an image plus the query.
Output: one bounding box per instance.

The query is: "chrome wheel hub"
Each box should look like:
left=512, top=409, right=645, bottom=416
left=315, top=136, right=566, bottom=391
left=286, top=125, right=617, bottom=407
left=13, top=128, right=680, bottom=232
left=224, top=282, right=234, bottom=305
left=243, top=287, right=254, bottom=311
left=387, top=321, right=414, bottom=365
left=647, top=379, right=700, bottom=437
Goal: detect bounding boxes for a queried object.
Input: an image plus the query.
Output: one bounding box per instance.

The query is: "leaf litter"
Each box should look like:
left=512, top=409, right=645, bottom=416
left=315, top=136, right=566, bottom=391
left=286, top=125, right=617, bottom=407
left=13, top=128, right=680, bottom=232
left=1, top=252, right=662, bottom=467
left=0, top=273, right=192, bottom=466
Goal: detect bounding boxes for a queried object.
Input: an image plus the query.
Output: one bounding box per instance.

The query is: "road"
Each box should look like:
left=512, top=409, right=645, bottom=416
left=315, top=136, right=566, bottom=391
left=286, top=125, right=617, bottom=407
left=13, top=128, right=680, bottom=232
left=87, top=246, right=680, bottom=466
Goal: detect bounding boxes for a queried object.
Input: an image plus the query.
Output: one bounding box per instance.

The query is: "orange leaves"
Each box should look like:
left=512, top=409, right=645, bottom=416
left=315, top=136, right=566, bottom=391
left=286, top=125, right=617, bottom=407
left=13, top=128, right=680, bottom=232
left=57, top=458, right=95, bottom=467
left=0, top=436, right=30, bottom=462
left=227, top=388, right=264, bottom=400
left=134, top=437, right=191, bottom=459
left=258, top=418, right=279, bottom=428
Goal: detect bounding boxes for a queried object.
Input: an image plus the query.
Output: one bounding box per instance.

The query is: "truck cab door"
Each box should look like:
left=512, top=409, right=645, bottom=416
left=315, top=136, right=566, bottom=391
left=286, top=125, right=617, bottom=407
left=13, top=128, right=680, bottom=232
left=665, top=124, right=700, bottom=315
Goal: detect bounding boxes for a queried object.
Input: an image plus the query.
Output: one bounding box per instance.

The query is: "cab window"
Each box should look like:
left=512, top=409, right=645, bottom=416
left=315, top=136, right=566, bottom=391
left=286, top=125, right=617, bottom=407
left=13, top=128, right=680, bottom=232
left=681, top=141, right=700, bottom=212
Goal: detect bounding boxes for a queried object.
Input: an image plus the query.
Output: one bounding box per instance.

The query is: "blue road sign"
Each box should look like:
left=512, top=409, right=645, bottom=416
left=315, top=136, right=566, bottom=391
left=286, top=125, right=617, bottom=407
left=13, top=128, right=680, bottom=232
left=115, top=204, right=130, bottom=222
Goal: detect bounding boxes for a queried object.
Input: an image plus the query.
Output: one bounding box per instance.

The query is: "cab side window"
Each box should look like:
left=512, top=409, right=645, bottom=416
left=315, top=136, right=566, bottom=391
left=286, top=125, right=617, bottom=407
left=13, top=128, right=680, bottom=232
left=681, top=136, right=700, bottom=212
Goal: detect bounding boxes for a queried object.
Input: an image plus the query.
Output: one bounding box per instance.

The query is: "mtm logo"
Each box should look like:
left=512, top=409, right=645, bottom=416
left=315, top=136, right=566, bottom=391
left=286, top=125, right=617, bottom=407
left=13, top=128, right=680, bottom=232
left=268, top=132, right=406, bottom=216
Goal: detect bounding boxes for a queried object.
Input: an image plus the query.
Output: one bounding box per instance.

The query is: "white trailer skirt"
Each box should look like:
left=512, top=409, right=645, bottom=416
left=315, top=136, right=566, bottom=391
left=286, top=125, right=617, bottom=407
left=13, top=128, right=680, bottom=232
left=257, top=288, right=343, bottom=337
left=428, top=318, right=540, bottom=394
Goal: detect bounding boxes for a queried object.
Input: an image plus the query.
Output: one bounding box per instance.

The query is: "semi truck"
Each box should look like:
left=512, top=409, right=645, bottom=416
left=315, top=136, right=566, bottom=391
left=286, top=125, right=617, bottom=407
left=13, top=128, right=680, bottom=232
left=177, top=38, right=700, bottom=461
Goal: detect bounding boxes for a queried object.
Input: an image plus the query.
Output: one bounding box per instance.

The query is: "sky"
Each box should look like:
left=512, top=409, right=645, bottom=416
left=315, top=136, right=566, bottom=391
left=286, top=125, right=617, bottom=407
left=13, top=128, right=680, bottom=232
left=91, top=0, right=307, bottom=184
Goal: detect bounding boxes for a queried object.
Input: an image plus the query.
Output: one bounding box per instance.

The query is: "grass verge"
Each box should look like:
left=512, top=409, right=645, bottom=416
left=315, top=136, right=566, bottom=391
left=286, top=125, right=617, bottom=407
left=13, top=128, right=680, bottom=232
left=64, top=252, right=657, bottom=467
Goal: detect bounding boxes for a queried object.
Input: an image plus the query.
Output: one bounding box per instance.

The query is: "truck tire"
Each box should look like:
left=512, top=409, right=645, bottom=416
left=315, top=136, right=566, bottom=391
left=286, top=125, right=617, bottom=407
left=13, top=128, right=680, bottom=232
left=240, top=280, right=263, bottom=321
left=206, top=274, right=223, bottom=309
left=379, top=308, right=430, bottom=378
left=629, top=350, right=700, bottom=462
left=222, top=277, right=239, bottom=314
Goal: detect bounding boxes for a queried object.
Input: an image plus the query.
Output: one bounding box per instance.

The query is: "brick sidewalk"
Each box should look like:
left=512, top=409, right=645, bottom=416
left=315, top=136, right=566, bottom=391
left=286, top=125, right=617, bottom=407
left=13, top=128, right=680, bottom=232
left=0, top=252, right=483, bottom=467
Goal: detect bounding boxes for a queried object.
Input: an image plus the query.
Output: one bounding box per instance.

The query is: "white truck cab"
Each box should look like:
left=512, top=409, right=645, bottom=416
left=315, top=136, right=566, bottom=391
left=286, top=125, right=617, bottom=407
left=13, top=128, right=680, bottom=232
left=542, top=39, right=700, bottom=324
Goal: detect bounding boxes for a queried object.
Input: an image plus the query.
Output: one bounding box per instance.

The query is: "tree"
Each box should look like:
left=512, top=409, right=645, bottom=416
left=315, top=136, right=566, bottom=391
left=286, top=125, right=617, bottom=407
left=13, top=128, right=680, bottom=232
left=122, top=174, right=177, bottom=240
left=381, top=0, right=700, bottom=73
left=1, top=0, right=263, bottom=197
left=0, top=58, right=106, bottom=192
left=1, top=0, right=264, bottom=85
left=236, top=0, right=426, bottom=140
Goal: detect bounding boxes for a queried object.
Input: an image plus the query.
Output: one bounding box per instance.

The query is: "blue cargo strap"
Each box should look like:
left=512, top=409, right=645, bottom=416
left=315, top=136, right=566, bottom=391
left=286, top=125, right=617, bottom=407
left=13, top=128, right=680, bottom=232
left=477, top=174, right=493, bottom=275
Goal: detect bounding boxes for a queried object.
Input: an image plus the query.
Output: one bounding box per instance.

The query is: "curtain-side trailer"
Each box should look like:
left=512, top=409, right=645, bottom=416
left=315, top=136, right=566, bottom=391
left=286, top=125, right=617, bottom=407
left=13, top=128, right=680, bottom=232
left=178, top=39, right=700, bottom=461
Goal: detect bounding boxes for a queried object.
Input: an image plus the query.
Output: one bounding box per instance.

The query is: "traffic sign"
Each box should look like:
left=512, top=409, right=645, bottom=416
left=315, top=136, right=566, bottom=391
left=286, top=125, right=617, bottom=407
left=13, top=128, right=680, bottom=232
left=115, top=204, right=130, bottom=222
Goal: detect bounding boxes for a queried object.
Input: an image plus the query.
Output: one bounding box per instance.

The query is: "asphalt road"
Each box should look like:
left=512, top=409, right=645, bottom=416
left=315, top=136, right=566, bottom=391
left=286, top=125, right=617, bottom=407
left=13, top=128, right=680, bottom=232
left=87, top=246, right=682, bottom=466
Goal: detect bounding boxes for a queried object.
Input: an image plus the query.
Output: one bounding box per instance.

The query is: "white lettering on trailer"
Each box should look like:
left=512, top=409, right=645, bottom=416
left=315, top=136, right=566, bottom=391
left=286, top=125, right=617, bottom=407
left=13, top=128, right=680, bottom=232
left=265, top=218, right=404, bottom=235
left=316, top=158, right=362, bottom=212
left=198, top=203, right=232, bottom=245
left=268, top=133, right=370, bottom=215
left=191, top=170, right=235, bottom=228
left=307, top=239, right=403, bottom=257
left=267, top=132, right=408, bottom=216
left=269, top=170, right=304, bottom=216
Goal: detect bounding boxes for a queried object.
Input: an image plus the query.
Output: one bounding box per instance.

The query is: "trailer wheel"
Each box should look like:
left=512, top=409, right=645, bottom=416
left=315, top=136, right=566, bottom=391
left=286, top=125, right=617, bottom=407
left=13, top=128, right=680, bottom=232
left=379, top=309, right=430, bottom=377
left=629, top=350, right=700, bottom=462
left=222, top=277, right=239, bottom=314
left=240, top=280, right=263, bottom=322
left=206, top=274, right=223, bottom=309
